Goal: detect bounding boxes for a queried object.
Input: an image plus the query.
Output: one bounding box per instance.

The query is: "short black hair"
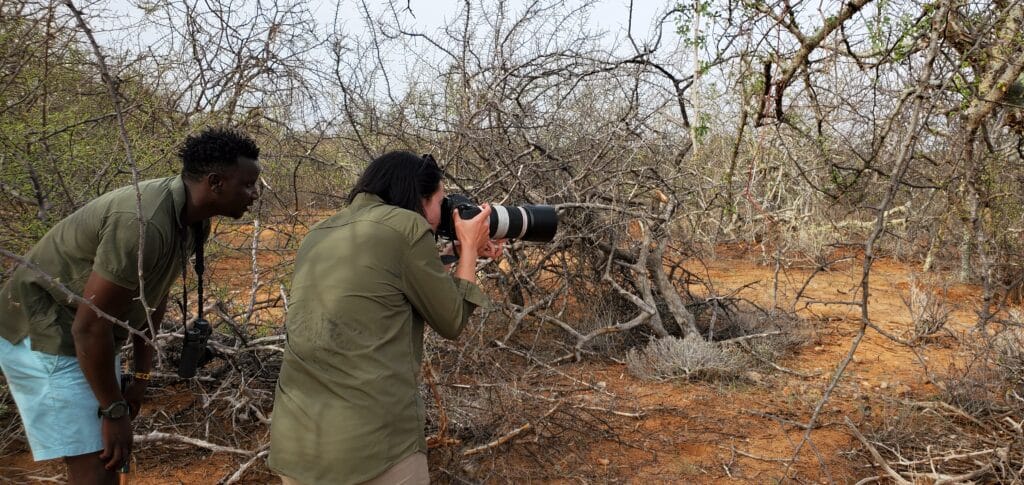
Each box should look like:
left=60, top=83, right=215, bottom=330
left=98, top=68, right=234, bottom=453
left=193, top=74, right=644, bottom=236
left=179, top=127, right=260, bottom=180
left=347, top=151, right=443, bottom=215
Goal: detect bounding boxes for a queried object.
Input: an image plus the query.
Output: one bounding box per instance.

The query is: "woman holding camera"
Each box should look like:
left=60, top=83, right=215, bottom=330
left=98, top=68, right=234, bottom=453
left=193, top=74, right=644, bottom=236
left=268, top=151, right=501, bottom=484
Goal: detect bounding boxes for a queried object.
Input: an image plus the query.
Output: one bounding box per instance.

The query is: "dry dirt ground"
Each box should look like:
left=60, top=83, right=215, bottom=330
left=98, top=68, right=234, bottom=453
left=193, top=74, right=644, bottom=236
left=0, top=241, right=987, bottom=483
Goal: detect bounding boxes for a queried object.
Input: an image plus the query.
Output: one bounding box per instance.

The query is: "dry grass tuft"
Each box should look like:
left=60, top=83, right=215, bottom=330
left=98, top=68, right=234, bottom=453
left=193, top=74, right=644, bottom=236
left=904, top=278, right=953, bottom=341
left=625, top=334, right=748, bottom=381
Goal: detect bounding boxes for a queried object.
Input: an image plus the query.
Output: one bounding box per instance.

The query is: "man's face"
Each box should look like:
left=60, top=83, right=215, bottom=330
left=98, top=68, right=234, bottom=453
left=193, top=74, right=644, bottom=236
left=422, top=182, right=445, bottom=231
left=212, top=156, right=261, bottom=219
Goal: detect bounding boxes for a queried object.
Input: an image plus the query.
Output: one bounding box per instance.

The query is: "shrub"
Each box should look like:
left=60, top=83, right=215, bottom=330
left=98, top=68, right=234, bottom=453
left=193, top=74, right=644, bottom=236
left=625, top=334, right=748, bottom=381
left=905, top=278, right=952, bottom=341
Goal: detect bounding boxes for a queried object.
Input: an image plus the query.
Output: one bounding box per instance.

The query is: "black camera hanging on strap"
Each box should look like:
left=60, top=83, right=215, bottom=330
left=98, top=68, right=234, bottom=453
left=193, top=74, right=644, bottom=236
left=178, top=221, right=212, bottom=378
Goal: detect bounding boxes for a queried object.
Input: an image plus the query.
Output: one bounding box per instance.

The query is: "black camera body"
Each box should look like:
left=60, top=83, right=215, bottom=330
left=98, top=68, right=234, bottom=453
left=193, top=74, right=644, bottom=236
left=177, top=318, right=212, bottom=378
left=437, top=194, right=558, bottom=243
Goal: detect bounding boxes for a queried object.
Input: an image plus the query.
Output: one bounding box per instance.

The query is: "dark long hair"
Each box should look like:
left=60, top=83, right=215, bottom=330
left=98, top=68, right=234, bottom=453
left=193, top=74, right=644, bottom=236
left=346, top=151, right=443, bottom=216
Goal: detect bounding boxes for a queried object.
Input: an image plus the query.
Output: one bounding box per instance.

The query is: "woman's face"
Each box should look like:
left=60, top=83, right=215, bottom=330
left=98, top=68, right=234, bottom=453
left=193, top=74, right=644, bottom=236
left=422, top=182, right=446, bottom=231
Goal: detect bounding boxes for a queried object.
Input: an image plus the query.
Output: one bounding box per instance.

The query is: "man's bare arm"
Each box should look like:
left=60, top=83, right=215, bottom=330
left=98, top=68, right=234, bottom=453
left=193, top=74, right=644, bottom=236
left=71, top=271, right=135, bottom=408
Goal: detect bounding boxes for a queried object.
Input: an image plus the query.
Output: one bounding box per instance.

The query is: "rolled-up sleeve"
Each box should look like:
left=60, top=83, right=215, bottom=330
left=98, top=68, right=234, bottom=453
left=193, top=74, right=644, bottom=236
left=401, top=231, right=489, bottom=339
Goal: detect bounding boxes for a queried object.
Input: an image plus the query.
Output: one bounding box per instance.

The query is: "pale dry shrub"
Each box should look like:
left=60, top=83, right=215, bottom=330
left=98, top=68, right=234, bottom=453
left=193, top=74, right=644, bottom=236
left=625, top=334, right=748, bottom=381
left=993, top=321, right=1024, bottom=389
left=790, top=220, right=840, bottom=268
left=752, top=217, right=840, bottom=268
left=941, top=372, right=1003, bottom=416
left=941, top=325, right=1024, bottom=416
left=905, top=278, right=952, bottom=341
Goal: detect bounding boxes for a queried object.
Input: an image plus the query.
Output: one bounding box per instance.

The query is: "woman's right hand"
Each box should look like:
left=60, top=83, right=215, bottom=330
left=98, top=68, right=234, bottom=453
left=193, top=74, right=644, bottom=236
left=453, top=203, right=492, bottom=259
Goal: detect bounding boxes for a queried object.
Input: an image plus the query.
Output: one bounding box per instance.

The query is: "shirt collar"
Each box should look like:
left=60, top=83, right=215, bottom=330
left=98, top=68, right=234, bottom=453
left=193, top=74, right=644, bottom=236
left=350, top=192, right=384, bottom=211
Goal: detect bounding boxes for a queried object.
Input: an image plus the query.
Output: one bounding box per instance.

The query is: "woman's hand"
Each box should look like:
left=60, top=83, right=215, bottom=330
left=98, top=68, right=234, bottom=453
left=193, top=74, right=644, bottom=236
left=479, top=239, right=506, bottom=261
left=453, top=203, right=492, bottom=259
left=451, top=205, right=505, bottom=260
left=452, top=204, right=492, bottom=282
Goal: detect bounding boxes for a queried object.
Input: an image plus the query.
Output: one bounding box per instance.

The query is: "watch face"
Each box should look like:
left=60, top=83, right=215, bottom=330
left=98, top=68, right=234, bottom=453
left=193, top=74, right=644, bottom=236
left=103, top=401, right=130, bottom=419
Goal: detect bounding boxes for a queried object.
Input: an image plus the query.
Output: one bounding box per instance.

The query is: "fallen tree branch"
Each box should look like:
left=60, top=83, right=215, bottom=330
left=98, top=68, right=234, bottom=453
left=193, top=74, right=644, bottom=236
left=719, top=330, right=782, bottom=345
left=921, top=464, right=995, bottom=485
left=724, top=445, right=794, bottom=463
left=221, top=447, right=270, bottom=485
left=492, top=340, right=613, bottom=395
left=845, top=417, right=912, bottom=485
left=461, top=402, right=561, bottom=457
left=901, top=400, right=995, bottom=434
left=134, top=431, right=255, bottom=456
left=891, top=447, right=1005, bottom=467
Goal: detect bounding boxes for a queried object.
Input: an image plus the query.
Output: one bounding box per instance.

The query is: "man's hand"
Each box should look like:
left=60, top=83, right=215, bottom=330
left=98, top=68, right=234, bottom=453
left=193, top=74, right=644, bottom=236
left=99, top=416, right=132, bottom=470
left=123, top=378, right=146, bottom=420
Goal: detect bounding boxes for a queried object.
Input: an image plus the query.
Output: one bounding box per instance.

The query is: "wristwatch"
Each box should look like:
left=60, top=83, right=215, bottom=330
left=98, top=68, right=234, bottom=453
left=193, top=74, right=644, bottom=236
left=98, top=400, right=130, bottom=420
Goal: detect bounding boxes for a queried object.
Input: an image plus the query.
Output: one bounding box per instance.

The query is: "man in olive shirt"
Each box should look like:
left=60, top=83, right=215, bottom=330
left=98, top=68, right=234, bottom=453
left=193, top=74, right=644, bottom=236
left=0, top=128, right=260, bottom=484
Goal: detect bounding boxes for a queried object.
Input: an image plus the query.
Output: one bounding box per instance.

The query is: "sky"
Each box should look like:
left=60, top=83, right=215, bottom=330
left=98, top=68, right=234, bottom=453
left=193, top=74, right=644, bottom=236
left=91, top=0, right=685, bottom=110
left=341, top=0, right=682, bottom=90
left=367, top=0, right=672, bottom=43
left=100, top=0, right=679, bottom=54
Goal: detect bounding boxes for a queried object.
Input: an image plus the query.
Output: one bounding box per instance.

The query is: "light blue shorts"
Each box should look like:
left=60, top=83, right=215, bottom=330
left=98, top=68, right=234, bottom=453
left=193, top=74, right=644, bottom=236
left=0, top=336, right=120, bottom=461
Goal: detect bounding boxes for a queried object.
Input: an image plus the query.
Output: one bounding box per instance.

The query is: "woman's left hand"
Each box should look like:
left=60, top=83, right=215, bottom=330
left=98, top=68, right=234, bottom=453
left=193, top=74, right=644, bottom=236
left=480, top=239, right=506, bottom=261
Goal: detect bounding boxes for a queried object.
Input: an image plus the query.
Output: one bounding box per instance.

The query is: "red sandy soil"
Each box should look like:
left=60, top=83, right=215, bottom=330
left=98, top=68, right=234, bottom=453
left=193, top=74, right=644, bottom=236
left=0, top=237, right=992, bottom=483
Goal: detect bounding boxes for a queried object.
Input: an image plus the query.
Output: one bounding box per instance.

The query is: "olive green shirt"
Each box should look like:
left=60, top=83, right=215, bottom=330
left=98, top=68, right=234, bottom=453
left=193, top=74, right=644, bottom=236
left=268, top=193, right=488, bottom=484
left=0, top=176, right=201, bottom=356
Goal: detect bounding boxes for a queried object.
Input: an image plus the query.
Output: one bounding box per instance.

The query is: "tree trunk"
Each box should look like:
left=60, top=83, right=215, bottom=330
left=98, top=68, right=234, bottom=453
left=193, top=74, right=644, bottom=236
left=648, top=241, right=700, bottom=337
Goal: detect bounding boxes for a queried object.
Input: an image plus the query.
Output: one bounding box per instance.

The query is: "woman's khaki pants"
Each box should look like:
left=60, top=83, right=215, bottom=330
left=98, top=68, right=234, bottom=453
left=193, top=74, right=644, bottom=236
left=280, top=452, right=429, bottom=485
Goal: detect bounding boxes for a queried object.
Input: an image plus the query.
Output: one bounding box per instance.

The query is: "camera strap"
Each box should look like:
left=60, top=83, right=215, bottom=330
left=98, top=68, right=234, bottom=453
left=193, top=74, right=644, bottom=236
left=179, top=221, right=207, bottom=331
